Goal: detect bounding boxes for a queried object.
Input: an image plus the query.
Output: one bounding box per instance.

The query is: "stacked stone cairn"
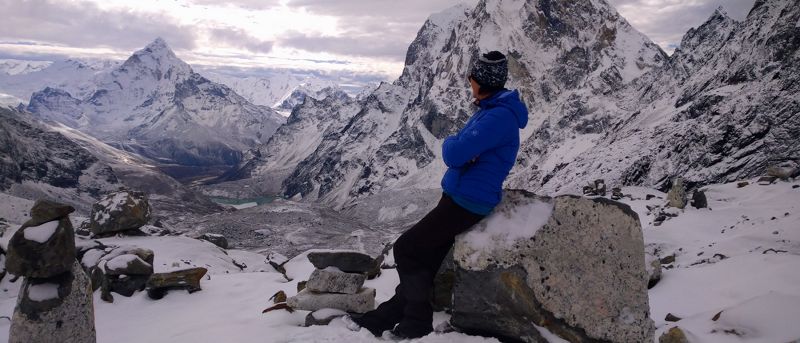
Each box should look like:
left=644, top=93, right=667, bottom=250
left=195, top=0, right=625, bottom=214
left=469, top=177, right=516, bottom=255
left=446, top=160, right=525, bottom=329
left=6, top=200, right=96, bottom=343
left=287, top=251, right=377, bottom=325
left=77, top=190, right=208, bottom=302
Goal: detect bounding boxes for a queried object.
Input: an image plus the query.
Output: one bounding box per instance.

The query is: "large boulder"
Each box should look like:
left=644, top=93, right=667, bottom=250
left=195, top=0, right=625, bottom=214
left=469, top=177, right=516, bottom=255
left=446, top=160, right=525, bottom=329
left=9, top=261, right=96, bottom=343
left=6, top=216, right=76, bottom=278
left=451, top=190, right=655, bottom=343
left=89, top=190, right=151, bottom=235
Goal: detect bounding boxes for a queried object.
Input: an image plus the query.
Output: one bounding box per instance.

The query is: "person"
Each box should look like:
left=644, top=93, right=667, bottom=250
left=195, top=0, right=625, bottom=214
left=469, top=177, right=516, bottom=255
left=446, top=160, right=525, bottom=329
left=346, top=50, right=529, bottom=339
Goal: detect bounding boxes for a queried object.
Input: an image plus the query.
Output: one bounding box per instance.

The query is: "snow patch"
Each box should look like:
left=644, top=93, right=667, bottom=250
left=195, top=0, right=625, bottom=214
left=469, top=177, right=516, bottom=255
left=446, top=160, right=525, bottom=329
left=106, top=254, right=147, bottom=271
left=23, top=220, right=59, bottom=243
left=27, top=283, right=59, bottom=302
left=461, top=199, right=554, bottom=250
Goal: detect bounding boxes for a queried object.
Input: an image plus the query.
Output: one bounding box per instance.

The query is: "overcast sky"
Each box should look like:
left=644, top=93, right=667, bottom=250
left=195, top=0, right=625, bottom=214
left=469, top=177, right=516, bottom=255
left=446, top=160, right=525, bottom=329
left=0, top=0, right=757, bottom=80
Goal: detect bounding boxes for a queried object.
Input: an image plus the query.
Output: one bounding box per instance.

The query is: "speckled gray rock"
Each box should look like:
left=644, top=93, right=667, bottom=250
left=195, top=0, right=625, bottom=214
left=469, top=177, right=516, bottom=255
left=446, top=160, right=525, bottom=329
left=89, top=190, right=151, bottom=235
left=452, top=190, right=654, bottom=343
left=306, top=267, right=366, bottom=294
left=287, top=287, right=375, bottom=313
left=9, top=261, right=96, bottom=343
left=104, top=254, right=154, bottom=276
left=6, top=216, right=76, bottom=278
left=667, top=177, right=688, bottom=209
left=659, top=327, right=690, bottom=343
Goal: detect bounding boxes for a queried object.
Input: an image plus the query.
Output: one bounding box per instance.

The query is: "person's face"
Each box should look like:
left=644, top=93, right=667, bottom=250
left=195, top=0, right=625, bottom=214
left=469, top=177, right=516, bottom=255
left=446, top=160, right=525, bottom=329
left=469, top=77, right=481, bottom=100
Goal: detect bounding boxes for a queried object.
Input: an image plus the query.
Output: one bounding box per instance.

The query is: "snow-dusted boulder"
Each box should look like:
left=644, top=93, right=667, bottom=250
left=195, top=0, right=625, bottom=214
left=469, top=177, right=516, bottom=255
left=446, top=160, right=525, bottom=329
left=6, top=200, right=76, bottom=278
left=451, top=190, right=654, bottom=342
left=306, top=267, right=366, bottom=295
left=288, top=287, right=375, bottom=314
left=89, top=190, right=151, bottom=235
left=10, top=260, right=96, bottom=343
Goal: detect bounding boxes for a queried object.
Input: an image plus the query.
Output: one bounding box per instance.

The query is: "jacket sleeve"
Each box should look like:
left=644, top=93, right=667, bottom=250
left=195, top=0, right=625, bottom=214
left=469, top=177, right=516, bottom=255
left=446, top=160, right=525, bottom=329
left=442, top=108, right=514, bottom=168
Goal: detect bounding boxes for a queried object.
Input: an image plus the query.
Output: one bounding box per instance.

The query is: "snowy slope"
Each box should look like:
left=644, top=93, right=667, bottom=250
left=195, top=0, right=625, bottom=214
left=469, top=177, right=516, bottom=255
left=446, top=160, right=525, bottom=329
left=1, top=178, right=796, bottom=343
left=24, top=38, right=286, bottom=168
left=525, top=0, right=800, bottom=194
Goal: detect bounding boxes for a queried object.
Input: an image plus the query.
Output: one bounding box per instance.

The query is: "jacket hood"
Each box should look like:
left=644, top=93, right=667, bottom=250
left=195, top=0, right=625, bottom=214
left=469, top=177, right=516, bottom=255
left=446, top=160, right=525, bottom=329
left=479, top=89, right=529, bottom=129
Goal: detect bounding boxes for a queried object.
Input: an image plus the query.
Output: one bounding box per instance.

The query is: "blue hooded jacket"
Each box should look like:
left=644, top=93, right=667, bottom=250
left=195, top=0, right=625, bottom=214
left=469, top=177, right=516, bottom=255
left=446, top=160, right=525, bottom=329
left=441, top=89, right=529, bottom=213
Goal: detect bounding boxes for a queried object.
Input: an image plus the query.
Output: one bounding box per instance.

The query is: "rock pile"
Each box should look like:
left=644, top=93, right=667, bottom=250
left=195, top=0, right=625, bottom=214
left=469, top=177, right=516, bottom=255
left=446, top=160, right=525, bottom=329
left=582, top=179, right=607, bottom=196
left=450, top=190, right=654, bottom=343
left=90, top=190, right=151, bottom=236
left=6, top=200, right=96, bottom=343
left=287, top=251, right=376, bottom=314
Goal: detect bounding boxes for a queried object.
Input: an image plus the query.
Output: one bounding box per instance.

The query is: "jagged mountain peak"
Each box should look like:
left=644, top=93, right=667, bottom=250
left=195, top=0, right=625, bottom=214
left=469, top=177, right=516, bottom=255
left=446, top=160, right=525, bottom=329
left=118, top=37, right=191, bottom=79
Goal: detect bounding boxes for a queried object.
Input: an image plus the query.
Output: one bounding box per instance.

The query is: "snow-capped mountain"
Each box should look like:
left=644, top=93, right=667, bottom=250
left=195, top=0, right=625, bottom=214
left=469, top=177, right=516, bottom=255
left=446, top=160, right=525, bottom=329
left=234, top=0, right=798, bottom=209
left=25, top=38, right=286, bottom=168
left=0, top=58, right=117, bottom=104
left=239, top=0, right=667, bottom=208
left=201, top=70, right=303, bottom=108
left=275, top=84, right=350, bottom=112
left=0, top=59, right=52, bottom=76
left=526, top=0, right=800, bottom=193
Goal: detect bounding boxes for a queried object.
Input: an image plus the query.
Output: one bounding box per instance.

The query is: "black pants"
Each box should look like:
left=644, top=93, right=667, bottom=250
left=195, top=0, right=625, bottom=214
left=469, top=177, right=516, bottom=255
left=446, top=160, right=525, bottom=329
left=373, top=193, right=486, bottom=331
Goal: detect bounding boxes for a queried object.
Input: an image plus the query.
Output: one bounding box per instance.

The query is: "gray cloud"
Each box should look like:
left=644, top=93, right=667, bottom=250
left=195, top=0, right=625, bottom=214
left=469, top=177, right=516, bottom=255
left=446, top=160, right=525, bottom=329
left=280, top=0, right=475, bottom=60
left=209, top=27, right=274, bottom=53
left=0, top=0, right=196, bottom=51
left=279, top=31, right=410, bottom=60
left=606, top=0, right=757, bottom=52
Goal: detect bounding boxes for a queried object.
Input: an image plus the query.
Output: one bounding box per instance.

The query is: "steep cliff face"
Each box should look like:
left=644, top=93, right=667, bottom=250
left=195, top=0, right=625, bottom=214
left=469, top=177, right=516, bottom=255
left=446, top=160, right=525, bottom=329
left=531, top=0, right=800, bottom=193
left=25, top=38, right=285, bottom=168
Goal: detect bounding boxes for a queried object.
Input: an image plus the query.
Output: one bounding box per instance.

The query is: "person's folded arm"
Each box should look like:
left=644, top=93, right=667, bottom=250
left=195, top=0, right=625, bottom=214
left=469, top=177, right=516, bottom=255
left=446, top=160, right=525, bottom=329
left=442, top=109, right=513, bottom=168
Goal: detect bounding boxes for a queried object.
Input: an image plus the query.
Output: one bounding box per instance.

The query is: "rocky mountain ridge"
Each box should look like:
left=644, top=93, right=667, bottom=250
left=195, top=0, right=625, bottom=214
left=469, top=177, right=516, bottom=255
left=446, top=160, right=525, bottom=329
left=23, top=38, right=286, bottom=170
left=237, top=0, right=672, bottom=208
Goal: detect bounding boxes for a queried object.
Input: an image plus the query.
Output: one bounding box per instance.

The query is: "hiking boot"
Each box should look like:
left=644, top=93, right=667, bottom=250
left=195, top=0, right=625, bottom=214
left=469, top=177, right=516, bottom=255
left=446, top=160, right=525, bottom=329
left=389, top=319, right=433, bottom=339
left=348, top=313, right=396, bottom=337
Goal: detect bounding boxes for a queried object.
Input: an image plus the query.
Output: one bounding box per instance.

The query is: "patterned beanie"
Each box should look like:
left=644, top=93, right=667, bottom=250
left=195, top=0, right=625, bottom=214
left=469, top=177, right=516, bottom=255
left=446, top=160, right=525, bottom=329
left=470, top=51, right=508, bottom=90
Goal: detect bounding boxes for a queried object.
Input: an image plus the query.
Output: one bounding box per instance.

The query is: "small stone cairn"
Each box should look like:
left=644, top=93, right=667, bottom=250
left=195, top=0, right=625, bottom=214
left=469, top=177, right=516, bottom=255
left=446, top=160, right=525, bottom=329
left=287, top=251, right=377, bottom=317
left=6, top=200, right=96, bottom=343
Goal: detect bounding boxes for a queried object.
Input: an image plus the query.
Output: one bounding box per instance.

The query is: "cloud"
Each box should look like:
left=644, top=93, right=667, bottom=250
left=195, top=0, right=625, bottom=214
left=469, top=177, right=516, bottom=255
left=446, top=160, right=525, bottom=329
left=208, top=27, right=274, bottom=53
left=187, top=0, right=281, bottom=10
left=279, top=0, right=475, bottom=59
left=606, top=0, right=757, bottom=52
left=0, top=0, right=197, bottom=51
left=279, top=31, right=409, bottom=60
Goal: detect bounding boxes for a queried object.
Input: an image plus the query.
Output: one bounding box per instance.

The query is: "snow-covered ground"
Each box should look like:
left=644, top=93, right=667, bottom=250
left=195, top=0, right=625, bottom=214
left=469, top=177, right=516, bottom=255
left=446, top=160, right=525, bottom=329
left=0, top=177, right=797, bottom=342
